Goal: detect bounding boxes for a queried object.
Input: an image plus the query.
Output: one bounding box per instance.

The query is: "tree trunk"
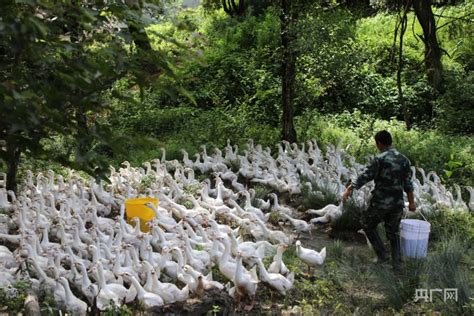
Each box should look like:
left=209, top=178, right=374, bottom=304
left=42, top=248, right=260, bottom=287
left=280, top=0, right=297, bottom=143
left=6, top=141, right=21, bottom=194
left=222, top=0, right=246, bottom=16
left=398, top=1, right=411, bottom=130
left=412, top=0, right=443, bottom=90
left=76, top=106, right=91, bottom=156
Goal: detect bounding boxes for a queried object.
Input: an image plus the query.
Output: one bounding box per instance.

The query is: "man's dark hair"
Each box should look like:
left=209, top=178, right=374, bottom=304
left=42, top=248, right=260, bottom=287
left=374, top=130, right=392, bottom=146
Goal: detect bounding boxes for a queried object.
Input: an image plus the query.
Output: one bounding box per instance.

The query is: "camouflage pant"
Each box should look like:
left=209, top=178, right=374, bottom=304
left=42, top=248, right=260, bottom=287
left=360, top=207, right=403, bottom=242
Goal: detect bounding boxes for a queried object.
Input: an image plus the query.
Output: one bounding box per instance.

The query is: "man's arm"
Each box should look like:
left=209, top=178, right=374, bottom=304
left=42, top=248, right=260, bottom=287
left=404, top=160, right=416, bottom=212
left=406, top=191, right=416, bottom=212
left=343, top=158, right=378, bottom=201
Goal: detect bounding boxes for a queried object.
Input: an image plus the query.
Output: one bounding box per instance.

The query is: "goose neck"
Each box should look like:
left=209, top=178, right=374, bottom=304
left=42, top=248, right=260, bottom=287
left=113, top=253, right=123, bottom=272
left=30, top=259, right=48, bottom=281
left=229, top=234, right=238, bottom=253
left=128, top=275, right=146, bottom=296
left=59, top=278, right=73, bottom=300
left=41, top=226, right=50, bottom=245
left=196, top=225, right=209, bottom=243
left=253, top=219, right=270, bottom=234
left=220, top=237, right=231, bottom=261
left=96, top=263, right=107, bottom=288
left=182, top=240, right=194, bottom=260
left=153, top=226, right=166, bottom=243
left=124, top=249, right=132, bottom=267
left=235, top=255, right=243, bottom=279
left=79, top=264, right=90, bottom=286
left=127, top=247, right=140, bottom=265
left=133, top=218, right=141, bottom=235
left=91, top=245, right=101, bottom=263
left=256, top=258, right=269, bottom=278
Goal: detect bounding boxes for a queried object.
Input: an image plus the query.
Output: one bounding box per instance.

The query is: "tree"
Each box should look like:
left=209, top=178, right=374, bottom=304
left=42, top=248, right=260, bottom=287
left=411, top=0, right=443, bottom=90
left=0, top=0, right=179, bottom=193
left=279, top=1, right=336, bottom=143
left=280, top=0, right=298, bottom=143
left=376, top=0, right=444, bottom=91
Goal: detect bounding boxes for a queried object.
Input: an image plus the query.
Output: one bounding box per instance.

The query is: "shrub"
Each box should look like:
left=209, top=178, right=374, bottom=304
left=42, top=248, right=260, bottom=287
left=422, top=210, right=474, bottom=244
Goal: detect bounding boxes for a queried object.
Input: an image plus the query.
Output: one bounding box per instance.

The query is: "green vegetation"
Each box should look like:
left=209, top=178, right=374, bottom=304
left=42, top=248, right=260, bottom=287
left=1, top=0, right=473, bottom=315
left=3, top=1, right=471, bottom=188
left=96, top=1, right=473, bottom=187
left=0, top=280, right=31, bottom=315
left=266, top=228, right=473, bottom=315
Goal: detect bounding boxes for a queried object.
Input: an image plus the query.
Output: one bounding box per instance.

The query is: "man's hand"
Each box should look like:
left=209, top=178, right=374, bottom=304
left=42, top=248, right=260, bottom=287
left=342, top=185, right=352, bottom=201
left=407, top=191, right=416, bottom=212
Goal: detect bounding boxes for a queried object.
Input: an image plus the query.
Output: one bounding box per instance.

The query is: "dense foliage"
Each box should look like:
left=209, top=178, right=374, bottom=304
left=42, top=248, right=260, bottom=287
left=0, top=0, right=186, bottom=189
left=103, top=1, right=472, bottom=185
left=1, top=1, right=473, bottom=184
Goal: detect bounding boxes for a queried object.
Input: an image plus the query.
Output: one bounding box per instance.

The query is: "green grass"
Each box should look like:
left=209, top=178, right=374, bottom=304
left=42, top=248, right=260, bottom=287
left=371, top=259, right=426, bottom=310
left=425, top=235, right=472, bottom=314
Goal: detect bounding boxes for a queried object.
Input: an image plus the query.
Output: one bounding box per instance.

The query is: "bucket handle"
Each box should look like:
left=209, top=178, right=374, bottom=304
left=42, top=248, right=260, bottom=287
left=404, top=208, right=428, bottom=222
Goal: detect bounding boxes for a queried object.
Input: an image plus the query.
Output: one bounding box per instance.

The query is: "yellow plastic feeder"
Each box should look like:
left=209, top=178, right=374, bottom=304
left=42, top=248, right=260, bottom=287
left=124, top=197, right=158, bottom=232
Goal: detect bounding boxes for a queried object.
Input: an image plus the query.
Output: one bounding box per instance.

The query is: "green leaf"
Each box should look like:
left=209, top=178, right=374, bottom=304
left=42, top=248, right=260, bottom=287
left=28, top=16, right=48, bottom=38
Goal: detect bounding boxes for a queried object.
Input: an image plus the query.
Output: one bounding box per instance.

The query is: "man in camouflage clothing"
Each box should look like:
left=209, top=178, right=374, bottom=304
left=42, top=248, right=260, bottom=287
left=343, top=130, right=416, bottom=270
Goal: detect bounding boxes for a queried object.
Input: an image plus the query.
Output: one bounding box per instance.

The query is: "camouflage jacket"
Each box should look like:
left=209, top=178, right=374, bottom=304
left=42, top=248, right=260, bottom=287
left=353, top=147, right=414, bottom=210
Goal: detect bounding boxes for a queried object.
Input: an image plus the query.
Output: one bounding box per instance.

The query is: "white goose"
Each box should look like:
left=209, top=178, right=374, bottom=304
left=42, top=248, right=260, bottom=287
left=308, top=201, right=343, bottom=224
left=91, top=262, right=128, bottom=310
left=253, top=256, right=294, bottom=296
left=281, top=213, right=311, bottom=238
left=269, top=193, right=292, bottom=216
left=250, top=218, right=292, bottom=245
left=295, top=240, right=326, bottom=274
left=268, top=244, right=290, bottom=275
left=182, top=264, right=224, bottom=291
left=240, top=190, right=266, bottom=222
left=120, top=272, right=164, bottom=309
left=467, top=186, right=474, bottom=212
left=57, top=277, right=88, bottom=316
left=233, top=252, right=258, bottom=304
left=144, top=262, right=189, bottom=304
left=75, top=261, right=98, bottom=306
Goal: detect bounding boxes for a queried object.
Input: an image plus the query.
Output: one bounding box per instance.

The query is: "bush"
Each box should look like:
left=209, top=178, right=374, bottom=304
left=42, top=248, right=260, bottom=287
left=421, top=210, right=474, bottom=244
left=435, top=70, right=474, bottom=135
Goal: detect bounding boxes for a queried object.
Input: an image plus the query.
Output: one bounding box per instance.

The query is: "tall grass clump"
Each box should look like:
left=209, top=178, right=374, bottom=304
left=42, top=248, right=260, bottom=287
left=372, top=259, right=426, bottom=310
left=300, top=176, right=339, bottom=210
left=327, top=239, right=345, bottom=262
left=425, top=235, right=472, bottom=314
left=331, top=197, right=365, bottom=232
left=250, top=184, right=273, bottom=201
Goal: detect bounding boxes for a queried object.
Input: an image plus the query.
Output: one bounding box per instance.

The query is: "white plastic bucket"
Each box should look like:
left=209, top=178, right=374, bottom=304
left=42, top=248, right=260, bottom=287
left=400, top=219, right=430, bottom=258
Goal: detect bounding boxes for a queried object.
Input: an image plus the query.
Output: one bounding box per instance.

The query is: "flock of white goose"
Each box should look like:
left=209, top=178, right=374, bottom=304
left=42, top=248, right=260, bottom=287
left=0, top=139, right=472, bottom=314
